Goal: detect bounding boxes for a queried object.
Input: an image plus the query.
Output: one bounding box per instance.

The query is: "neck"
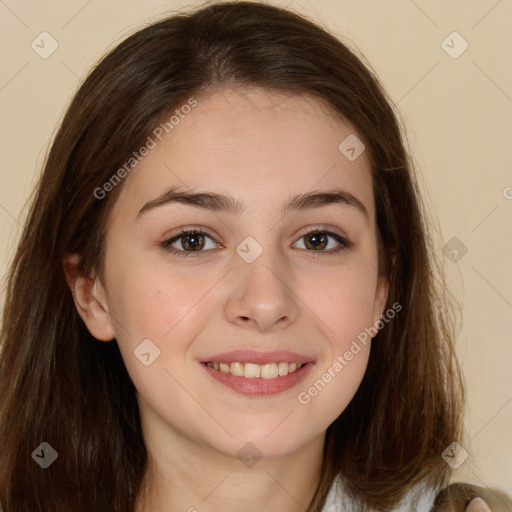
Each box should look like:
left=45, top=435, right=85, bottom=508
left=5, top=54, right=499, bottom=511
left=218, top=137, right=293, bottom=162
left=134, top=406, right=325, bottom=512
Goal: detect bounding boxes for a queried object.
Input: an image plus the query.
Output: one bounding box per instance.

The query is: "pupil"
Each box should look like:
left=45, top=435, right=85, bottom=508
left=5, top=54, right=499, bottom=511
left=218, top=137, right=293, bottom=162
left=185, top=234, right=203, bottom=250
left=308, top=233, right=326, bottom=249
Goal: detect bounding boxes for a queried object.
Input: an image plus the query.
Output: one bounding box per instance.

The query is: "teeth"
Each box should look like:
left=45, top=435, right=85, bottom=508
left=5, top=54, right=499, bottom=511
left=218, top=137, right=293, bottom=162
left=244, top=363, right=260, bottom=378
left=206, top=361, right=305, bottom=379
left=261, top=363, right=278, bottom=379
left=230, top=362, right=244, bottom=377
left=278, top=362, right=289, bottom=376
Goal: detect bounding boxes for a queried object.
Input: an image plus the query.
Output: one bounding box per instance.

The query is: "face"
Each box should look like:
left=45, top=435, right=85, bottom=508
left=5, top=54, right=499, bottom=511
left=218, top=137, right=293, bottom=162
left=70, top=87, right=388, bottom=461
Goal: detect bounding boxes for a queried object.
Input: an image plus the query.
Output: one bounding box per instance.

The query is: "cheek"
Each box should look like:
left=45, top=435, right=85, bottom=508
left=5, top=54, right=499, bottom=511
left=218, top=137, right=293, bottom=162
left=107, top=258, right=221, bottom=391
left=107, top=255, right=210, bottom=339
left=295, top=263, right=376, bottom=416
left=108, top=265, right=212, bottom=400
left=306, top=265, right=378, bottom=345
left=302, top=343, right=370, bottom=428
left=297, top=276, right=373, bottom=425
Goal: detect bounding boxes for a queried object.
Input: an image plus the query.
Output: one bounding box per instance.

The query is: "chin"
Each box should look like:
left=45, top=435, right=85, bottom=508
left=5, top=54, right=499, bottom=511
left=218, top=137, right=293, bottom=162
left=206, top=424, right=320, bottom=462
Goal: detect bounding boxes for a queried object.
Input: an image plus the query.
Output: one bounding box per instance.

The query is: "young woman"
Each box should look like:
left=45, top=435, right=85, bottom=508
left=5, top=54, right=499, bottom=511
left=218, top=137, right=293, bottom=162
left=0, top=2, right=509, bottom=511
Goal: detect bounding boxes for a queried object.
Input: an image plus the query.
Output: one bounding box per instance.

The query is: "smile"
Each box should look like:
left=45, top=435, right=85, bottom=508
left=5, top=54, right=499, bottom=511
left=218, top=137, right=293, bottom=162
left=200, top=349, right=315, bottom=396
left=204, top=361, right=305, bottom=379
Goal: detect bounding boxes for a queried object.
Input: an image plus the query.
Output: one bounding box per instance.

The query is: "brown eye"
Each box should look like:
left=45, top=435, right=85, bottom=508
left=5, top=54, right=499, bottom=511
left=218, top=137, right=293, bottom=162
left=294, top=229, right=350, bottom=254
left=304, top=232, right=328, bottom=250
left=179, top=232, right=206, bottom=251
left=161, top=229, right=220, bottom=257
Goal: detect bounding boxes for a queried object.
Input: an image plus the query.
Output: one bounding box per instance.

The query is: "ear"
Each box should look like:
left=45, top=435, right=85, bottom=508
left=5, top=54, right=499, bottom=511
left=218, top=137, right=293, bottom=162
left=371, top=272, right=390, bottom=328
left=62, top=253, right=116, bottom=342
left=371, top=251, right=396, bottom=328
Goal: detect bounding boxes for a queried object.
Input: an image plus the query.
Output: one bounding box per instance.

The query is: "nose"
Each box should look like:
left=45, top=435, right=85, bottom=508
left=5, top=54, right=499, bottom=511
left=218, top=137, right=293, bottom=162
left=224, top=247, right=299, bottom=332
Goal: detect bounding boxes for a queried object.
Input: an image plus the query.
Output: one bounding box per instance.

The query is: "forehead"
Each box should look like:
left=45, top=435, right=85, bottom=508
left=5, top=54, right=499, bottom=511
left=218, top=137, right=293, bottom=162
left=110, top=87, right=375, bottom=224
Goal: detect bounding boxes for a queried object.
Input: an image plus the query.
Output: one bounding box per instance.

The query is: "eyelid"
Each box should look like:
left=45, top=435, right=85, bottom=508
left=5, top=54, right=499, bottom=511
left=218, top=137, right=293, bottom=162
left=300, top=224, right=347, bottom=239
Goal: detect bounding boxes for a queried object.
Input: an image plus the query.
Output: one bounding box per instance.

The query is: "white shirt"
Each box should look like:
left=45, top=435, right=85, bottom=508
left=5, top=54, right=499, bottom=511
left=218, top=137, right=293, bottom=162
left=321, top=475, right=440, bottom=511
left=0, top=477, right=439, bottom=512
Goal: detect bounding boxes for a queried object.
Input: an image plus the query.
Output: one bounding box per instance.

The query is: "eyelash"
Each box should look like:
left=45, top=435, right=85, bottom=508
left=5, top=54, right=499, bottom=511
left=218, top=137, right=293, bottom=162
left=160, top=226, right=351, bottom=258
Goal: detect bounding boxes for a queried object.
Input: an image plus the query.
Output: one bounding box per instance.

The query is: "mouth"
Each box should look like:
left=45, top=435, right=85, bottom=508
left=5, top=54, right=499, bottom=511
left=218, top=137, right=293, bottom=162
left=199, top=351, right=315, bottom=396
left=203, top=361, right=307, bottom=379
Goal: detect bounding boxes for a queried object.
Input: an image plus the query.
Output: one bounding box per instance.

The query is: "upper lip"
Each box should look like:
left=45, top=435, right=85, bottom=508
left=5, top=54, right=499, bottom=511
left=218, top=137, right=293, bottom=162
left=201, top=349, right=315, bottom=365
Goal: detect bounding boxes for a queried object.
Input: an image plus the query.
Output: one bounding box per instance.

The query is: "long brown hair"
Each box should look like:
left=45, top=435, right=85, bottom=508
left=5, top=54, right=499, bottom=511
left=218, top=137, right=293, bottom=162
left=0, top=2, right=465, bottom=511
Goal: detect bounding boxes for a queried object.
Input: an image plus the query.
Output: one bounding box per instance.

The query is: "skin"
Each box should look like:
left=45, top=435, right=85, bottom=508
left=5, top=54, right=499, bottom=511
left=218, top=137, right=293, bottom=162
left=64, top=87, right=391, bottom=512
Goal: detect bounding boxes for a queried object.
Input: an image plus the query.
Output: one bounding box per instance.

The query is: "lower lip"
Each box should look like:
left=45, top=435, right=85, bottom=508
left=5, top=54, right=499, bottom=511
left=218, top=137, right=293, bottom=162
left=201, top=362, right=314, bottom=396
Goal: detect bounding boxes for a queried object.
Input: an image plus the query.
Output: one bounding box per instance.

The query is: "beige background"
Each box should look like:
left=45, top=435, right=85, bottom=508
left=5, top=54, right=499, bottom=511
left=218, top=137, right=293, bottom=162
left=1, top=0, right=511, bottom=496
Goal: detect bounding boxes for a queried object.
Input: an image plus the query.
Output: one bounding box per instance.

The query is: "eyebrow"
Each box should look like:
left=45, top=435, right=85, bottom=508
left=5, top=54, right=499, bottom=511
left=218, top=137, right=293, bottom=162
left=136, top=186, right=369, bottom=222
